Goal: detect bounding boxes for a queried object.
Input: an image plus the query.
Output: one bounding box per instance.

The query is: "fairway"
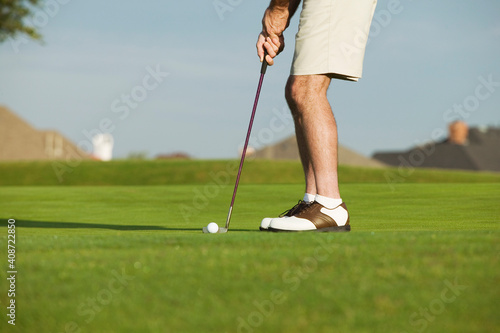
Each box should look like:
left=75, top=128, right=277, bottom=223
left=1, top=170, right=499, bottom=333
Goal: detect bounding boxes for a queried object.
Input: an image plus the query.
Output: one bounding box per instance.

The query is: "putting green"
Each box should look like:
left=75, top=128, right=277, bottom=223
left=1, top=182, right=499, bottom=332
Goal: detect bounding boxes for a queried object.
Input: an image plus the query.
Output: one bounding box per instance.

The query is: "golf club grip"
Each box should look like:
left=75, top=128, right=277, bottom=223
left=261, top=51, right=268, bottom=74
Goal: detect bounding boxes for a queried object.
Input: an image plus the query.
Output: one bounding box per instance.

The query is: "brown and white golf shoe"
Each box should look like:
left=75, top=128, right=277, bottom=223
left=268, top=201, right=350, bottom=232
left=260, top=200, right=311, bottom=231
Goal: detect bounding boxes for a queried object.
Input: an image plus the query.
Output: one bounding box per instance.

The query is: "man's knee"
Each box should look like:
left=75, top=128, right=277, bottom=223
left=286, top=75, right=330, bottom=110
left=285, top=76, right=307, bottom=109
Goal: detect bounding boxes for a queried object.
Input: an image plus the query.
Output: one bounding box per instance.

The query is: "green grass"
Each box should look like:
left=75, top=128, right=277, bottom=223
left=0, top=179, right=499, bottom=332
left=0, top=159, right=499, bottom=185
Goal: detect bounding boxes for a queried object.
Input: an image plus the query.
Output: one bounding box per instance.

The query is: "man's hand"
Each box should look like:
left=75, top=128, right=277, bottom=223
left=257, top=6, right=289, bottom=66
left=257, top=1, right=301, bottom=66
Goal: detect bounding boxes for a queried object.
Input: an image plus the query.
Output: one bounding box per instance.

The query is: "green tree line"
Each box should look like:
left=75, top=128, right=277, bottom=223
left=0, top=0, right=42, bottom=42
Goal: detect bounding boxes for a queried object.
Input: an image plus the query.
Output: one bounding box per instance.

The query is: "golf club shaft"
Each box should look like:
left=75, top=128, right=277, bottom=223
left=225, top=57, right=268, bottom=230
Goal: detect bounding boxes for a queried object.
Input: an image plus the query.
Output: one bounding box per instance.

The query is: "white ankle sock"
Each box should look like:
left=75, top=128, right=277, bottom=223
left=303, top=193, right=315, bottom=203
left=315, top=195, right=343, bottom=209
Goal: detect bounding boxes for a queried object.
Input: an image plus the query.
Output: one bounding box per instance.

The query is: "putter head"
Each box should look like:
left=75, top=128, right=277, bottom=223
left=202, top=226, right=228, bottom=234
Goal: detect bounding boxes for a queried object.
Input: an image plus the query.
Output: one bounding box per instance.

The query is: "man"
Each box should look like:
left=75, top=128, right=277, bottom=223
left=257, top=0, right=377, bottom=232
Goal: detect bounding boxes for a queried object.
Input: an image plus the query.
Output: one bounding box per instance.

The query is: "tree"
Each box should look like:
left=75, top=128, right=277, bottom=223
left=0, top=0, right=42, bottom=43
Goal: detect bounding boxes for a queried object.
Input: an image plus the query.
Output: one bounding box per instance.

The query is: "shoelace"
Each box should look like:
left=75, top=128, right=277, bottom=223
left=279, top=200, right=309, bottom=217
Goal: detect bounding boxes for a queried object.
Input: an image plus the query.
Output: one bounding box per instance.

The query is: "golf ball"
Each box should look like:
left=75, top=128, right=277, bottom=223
left=207, top=222, right=219, bottom=233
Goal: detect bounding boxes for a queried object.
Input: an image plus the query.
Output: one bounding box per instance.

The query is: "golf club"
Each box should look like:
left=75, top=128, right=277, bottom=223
left=203, top=53, right=269, bottom=233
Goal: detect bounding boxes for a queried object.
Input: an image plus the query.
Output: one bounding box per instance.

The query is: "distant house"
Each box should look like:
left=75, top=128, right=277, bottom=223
left=253, top=135, right=386, bottom=168
left=372, top=121, right=500, bottom=172
left=0, top=106, right=90, bottom=161
left=156, top=152, right=191, bottom=160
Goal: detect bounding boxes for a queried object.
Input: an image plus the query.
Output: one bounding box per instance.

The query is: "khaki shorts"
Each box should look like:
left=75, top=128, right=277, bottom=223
left=291, top=0, right=377, bottom=81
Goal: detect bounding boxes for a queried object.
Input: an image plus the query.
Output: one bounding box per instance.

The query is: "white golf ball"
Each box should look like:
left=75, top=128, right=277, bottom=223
left=207, top=222, right=219, bottom=233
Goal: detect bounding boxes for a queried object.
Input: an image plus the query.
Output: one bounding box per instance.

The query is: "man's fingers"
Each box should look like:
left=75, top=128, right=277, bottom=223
left=269, top=36, right=281, bottom=53
left=260, top=43, right=274, bottom=66
left=264, top=42, right=277, bottom=58
left=264, top=36, right=283, bottom=66
left=256, top=33, right=267, bottom=62
left=265, top=54, right=274, bottom=66
left=257, top=32, right=285, bottom=66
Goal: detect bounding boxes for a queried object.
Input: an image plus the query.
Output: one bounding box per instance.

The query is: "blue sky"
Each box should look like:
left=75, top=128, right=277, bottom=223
left=1, top=0, right=499, bottom=159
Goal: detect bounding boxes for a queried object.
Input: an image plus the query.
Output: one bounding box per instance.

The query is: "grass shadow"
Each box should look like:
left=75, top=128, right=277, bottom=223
left=14, top=219, right=196, bottom=231
left=7, top=219, right=257, bottom=232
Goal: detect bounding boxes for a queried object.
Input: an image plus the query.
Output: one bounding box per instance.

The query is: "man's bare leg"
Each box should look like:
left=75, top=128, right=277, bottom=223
left=285, top=74, right=341, bottom=199
left=286, top=76, right=316, bottom=196
left=266, top=74, right=348, bottom=232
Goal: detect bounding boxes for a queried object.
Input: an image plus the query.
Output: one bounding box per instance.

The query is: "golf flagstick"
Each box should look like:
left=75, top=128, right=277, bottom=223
left=224, top=54, right=269, bottom=232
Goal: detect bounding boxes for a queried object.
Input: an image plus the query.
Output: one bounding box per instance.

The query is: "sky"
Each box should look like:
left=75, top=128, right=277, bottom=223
left=0, top=0, right=499, bottom=159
